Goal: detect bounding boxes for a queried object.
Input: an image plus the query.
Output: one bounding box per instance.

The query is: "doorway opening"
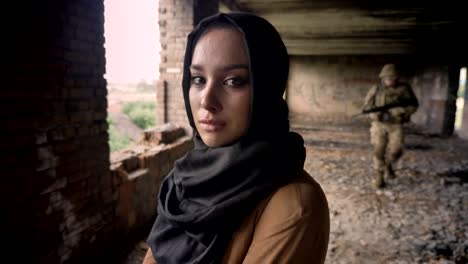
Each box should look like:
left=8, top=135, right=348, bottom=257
left=455, top=67, right=466, bottom=131
left=104, top=0, right=160, bottom=152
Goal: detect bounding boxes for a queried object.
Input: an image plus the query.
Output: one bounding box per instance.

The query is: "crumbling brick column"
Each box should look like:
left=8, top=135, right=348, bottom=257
left=156, top=0, right=218, bottom=130
left=8, top=1, right=112, bottom=263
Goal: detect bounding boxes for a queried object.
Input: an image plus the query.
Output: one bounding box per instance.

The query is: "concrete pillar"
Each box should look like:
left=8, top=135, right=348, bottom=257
left=426, top=65, right=460, bottom=136
left=441, top=66, right=461, bottom=135
left=413, top=65, right=452, bottom=135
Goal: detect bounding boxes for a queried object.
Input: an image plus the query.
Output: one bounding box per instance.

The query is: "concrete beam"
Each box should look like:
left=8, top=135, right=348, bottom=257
left=222, top=0, right=466, bottom=57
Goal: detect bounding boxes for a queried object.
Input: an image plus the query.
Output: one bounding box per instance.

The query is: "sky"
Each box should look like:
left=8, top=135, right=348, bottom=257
left=104, top=0, right=159, bottom=84
left=460, top=68, right=466, bottom=86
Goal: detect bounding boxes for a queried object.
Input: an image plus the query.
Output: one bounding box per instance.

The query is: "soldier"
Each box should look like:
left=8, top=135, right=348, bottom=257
left=362, top=64, right=419, bottom=188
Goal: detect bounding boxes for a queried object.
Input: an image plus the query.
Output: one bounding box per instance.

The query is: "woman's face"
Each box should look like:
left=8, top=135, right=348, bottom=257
left=189, top=28, right=251, bottom=147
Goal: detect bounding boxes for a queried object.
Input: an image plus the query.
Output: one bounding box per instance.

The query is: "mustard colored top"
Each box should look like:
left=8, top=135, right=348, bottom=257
left=144, top=171, right=330, bottom=264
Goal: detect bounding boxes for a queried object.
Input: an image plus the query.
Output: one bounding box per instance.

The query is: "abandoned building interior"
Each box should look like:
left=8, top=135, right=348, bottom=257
left=5, top=0, right=468, bottom=263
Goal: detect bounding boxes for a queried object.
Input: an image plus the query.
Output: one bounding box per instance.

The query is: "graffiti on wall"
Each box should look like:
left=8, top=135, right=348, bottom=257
left=290, top=76, right=376, bottom=114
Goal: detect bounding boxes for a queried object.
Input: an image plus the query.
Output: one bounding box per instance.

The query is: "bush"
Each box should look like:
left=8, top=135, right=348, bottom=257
left=136, top=80, right=155, bottom=92
left=108, top=117, right=131, bottom=152
left=123, top=101, right=156, bottom=129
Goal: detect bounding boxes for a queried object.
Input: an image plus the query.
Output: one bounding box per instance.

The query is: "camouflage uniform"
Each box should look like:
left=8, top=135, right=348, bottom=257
left=363, top=64, right=419, bottom=188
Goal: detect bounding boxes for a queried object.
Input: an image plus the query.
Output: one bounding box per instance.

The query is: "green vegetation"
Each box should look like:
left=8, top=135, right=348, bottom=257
left=455, top=81, right=466, bottom=130
left=107, top=101, right=156, bottom=152
left=455, top=98, right=464, bottom=130
left=122, top=101, right=156, bottom=129
left=136, top=79, right=156, bottom=92
left=108, top=117, right=131, bottom=152
left=455, top=113, right=462, bottom=130
left=458, top=84, right=466, bottom=98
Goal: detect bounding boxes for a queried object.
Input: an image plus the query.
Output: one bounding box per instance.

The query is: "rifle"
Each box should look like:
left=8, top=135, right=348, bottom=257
left=352, top=100, right=416, bottom=120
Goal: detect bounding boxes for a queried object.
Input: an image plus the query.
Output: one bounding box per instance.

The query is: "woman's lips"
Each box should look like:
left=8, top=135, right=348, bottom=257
left=199, top=119, right=226, bottom=132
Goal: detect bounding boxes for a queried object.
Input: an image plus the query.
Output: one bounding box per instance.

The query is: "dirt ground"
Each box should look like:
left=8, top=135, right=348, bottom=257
left=120, top=125, right=468, bottom=264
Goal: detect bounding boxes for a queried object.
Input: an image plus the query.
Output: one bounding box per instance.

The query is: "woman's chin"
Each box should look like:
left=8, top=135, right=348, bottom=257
left=202, top=136, right=226, bottom=148
left=200, top=134, right=239, bottom=148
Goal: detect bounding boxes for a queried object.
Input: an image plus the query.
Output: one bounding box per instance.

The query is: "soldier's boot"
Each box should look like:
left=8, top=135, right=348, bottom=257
left=385, top=164, right=396, bottom=180
left=372, top=170, right=385, bottom=188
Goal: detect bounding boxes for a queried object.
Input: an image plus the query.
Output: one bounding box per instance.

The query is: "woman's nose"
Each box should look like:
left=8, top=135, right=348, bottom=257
left=200, top=81, right=222, bottom=113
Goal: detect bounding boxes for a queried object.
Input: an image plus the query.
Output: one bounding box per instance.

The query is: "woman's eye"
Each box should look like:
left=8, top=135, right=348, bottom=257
left=224, top=77, right=247, bottom=87
left=191, top=76, right=205, bottom=85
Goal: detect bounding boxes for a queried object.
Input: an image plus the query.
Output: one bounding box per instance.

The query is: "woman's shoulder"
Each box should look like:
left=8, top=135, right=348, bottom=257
left=258, top=171, right=329, bottom=224
left=224, top=171, right=330, bottom=264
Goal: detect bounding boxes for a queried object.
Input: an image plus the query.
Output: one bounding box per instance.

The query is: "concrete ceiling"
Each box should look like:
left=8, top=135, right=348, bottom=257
left=220, top=0, right=467, bottom=58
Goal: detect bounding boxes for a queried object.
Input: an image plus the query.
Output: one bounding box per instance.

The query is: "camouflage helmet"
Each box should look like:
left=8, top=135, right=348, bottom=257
left=379, top=64, right=398, bottom=78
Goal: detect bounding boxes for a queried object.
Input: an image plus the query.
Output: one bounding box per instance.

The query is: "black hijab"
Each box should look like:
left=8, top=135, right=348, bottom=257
left=147, top=12, right=306, bottom=264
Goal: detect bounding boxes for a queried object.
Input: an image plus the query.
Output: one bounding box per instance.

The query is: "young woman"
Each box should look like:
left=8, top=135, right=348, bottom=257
left=143, top=12, right=330, bottom=264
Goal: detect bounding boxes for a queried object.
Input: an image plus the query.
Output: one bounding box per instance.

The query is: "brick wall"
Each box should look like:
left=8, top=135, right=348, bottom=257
left=111, top=135, right=193, bottom=237
left=156, top=0, right=218, bottom=130
left=7, top=1, right=111, bottom=263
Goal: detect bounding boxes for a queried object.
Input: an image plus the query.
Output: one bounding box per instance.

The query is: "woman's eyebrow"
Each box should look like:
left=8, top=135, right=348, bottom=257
left=189, top=64, right=249, bottom=71
left=190, top=64, right=203, bottom=71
